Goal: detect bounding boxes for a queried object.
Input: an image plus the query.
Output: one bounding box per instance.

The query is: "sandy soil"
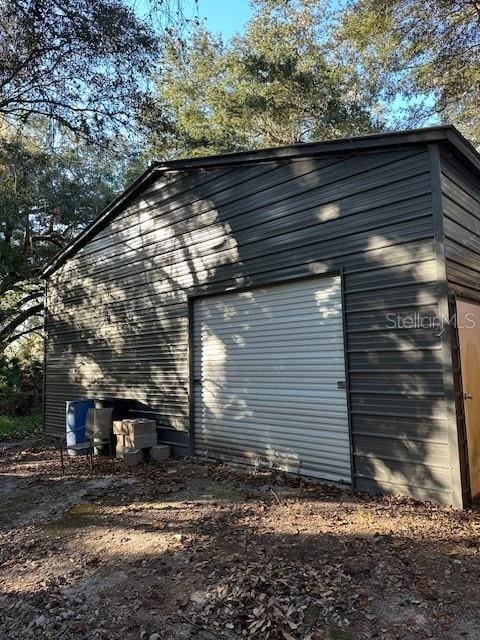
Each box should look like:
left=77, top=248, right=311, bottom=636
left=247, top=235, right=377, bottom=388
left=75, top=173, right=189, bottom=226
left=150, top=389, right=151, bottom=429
left=1, top=439, right=480, bottom=640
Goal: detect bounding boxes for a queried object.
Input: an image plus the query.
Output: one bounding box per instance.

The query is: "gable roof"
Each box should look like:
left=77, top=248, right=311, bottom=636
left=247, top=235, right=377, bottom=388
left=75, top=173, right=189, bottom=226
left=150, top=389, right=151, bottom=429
left=42, top=125, right=480, bottom=278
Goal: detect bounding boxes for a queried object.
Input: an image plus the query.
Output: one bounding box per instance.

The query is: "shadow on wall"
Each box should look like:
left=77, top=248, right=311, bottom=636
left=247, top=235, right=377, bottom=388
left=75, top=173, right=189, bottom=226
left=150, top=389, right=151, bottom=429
left=46, top=147, right=451, bottom=502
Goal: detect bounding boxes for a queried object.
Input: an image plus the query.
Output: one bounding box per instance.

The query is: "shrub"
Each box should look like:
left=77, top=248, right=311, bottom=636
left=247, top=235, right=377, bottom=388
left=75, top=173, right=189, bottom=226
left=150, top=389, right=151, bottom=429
left=0, top=355, right=43, bottom=416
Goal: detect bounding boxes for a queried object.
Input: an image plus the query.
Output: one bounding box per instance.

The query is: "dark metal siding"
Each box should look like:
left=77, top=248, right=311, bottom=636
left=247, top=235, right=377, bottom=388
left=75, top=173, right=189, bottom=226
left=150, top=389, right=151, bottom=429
left=45, top=146, right=453, bottom=503
left=441, top=148, right=480, bottom=300
left=440, top=148, right=480, bottom=507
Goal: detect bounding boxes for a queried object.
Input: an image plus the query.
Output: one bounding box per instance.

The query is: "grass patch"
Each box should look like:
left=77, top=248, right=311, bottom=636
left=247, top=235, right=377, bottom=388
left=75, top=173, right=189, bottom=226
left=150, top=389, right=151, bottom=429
left=0, top=412, right=42, bottom=440
left=47, top=503, right=101, bottom=531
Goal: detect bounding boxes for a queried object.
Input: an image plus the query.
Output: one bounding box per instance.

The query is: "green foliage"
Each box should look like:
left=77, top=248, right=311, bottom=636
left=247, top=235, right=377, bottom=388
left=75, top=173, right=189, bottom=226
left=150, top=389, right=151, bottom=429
left=0, top=125, right=135, bottom=348
left=0, top=412, right=42, bottom=439
left=0, top=354, right=42, bottom=416
left=0, top=0, right=188, bottom=348
left=0, top=0, right=162, bottom=142
left=336, top=0, right=480, bottom=140
left=143, top=0, right=380, bottom=158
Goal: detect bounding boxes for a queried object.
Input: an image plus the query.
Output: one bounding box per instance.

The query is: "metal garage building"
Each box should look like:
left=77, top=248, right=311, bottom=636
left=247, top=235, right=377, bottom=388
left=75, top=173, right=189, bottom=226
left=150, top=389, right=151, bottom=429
left=42, top=126, right=480, bottom=508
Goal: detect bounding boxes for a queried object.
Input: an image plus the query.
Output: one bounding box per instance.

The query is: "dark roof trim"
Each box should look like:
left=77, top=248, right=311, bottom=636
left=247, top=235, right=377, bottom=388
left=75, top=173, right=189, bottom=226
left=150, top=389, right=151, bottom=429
left=152, top=124, right=475, bottom=168
left=42, top=125, right=480, bottom=278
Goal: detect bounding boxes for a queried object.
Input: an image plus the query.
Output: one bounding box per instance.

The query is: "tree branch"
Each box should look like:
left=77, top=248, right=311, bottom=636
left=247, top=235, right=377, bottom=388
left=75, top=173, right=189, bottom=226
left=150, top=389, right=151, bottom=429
left=4, top=324, right=44, bottom=345
left=0, top=302, right=43, bottom=346
left=0, top=291, right=43, bottom=324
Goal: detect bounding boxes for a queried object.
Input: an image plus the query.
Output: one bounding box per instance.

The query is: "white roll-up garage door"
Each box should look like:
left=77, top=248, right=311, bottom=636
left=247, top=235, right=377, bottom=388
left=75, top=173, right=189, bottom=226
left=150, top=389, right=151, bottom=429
left=193, top=275, right=351, bottom=483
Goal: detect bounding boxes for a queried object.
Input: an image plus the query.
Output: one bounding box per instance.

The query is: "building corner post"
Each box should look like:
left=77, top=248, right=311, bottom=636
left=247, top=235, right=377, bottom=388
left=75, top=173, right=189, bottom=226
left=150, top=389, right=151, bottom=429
left=42, top=279, right=47, bottom=435
left=429, top=144, right=464, bottom=509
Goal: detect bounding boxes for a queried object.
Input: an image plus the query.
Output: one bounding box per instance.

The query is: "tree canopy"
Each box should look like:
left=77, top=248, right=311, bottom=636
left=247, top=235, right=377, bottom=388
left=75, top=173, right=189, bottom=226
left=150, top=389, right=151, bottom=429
left=337, top=0, right=480, bottom=141
left=0, top=127, right=129, bottom=349
left=0, top=0, right=186, bottom=352
left=0, top=0, right=167, bottom=142
left=143, top=0, right=380, bottom=158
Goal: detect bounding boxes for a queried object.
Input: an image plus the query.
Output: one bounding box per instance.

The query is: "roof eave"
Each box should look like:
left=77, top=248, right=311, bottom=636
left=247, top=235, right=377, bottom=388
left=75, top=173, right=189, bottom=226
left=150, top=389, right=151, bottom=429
left=153, top=126, right=456, bottom=170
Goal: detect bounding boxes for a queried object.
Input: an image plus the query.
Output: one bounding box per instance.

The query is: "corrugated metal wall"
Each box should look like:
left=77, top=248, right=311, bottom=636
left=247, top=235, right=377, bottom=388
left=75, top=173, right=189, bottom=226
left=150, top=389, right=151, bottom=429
left=45, top=145, right=454, bottom=503
left=439, top=147, right=480, bottom=506
left=441, top=149, right=480, bottom=300
left=193, top=275, right=351, bottom=482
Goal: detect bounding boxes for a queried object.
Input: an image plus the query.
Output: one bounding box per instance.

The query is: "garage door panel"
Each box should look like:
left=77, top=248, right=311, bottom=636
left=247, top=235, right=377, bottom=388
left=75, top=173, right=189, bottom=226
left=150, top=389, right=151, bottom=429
left=196, top=441, right=351, bottom=470
left=194, top=408, right=349, bottom=428
left=193, top=317, right=343, bottom=332
left=196, top=435, right=351, bottom=465
left=198, top=362, right=345, bottom=373
left=196, top=393, right=348, bottom=407
left=193, top=304, right=343, bottom=322
left=197, top=322, right=343, bottom=346
left=195, top=397, right=348, bottom=416
left=196, top=373, right=345, bottom=382
left=198, top=380, right=345, bottom=392
left=193, top=275, right=351, bottom=484
left=196, top=279, right=343, bottom=306
left=194, top=422, right=350, bottom=442
left=196, top=443, right=351, bottom=483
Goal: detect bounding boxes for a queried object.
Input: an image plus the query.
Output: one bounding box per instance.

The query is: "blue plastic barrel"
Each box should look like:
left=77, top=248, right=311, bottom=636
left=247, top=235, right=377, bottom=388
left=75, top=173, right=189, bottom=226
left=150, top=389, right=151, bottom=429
left=66, top=399, right=94, bottom=456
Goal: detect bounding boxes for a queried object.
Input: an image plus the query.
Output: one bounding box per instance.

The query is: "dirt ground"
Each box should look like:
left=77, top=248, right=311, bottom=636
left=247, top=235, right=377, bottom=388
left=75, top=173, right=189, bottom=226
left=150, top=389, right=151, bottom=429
left=1, top=441, right=480, bottom=640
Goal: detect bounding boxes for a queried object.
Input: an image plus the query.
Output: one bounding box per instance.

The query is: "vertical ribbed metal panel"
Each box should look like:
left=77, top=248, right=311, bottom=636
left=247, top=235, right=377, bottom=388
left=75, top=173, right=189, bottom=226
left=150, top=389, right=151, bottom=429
left=193, top=275, right=351, bottom=483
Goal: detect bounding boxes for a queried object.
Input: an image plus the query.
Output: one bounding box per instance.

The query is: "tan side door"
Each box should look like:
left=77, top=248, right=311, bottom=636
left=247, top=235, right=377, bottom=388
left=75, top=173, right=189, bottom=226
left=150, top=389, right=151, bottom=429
left=457, top=299, right=480, bottom=498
